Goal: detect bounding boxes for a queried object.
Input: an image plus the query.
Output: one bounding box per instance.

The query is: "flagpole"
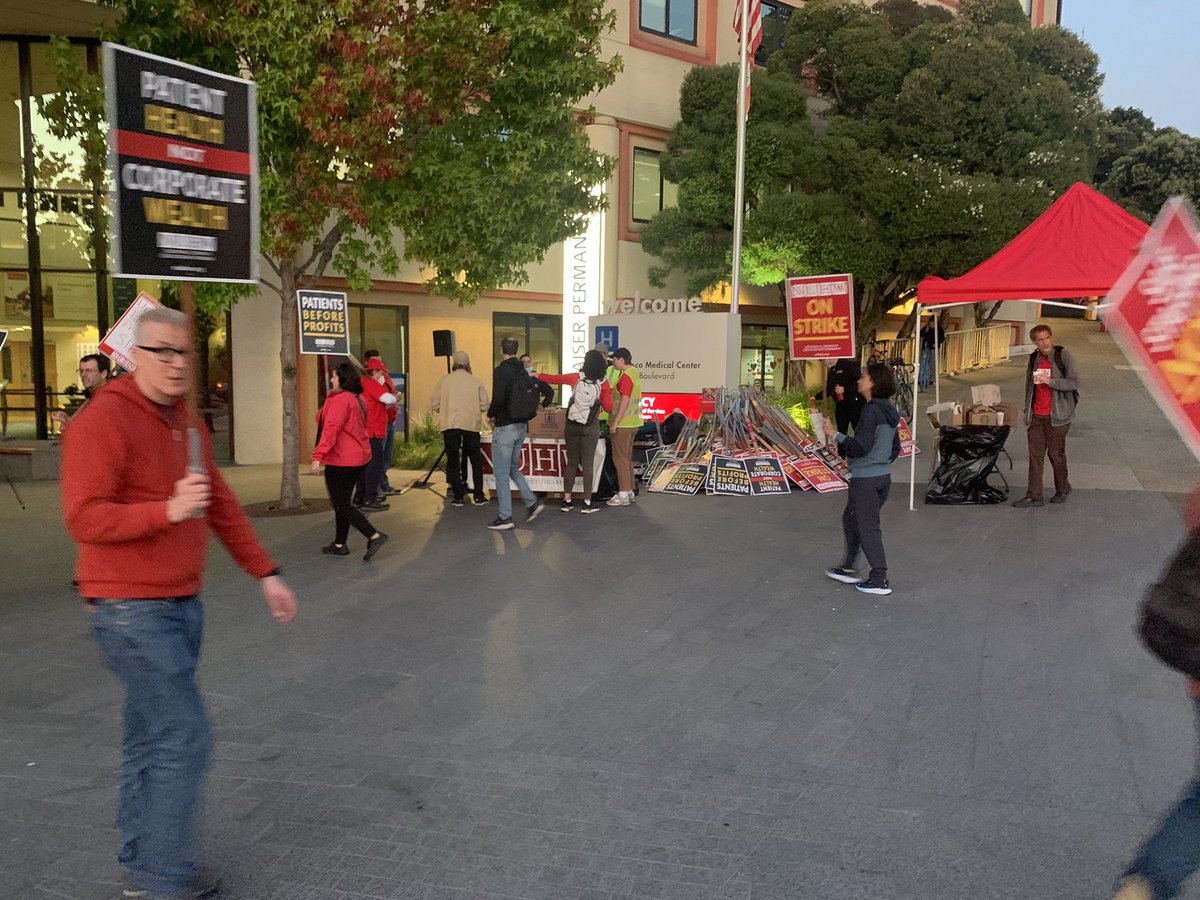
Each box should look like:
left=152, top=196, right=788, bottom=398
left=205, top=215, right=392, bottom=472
left=731, top=0, right=750, bottom=315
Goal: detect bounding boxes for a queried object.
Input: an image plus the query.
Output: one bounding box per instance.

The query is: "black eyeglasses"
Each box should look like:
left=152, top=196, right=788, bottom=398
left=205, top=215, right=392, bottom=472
left=136, top=345, right=190, bottom=363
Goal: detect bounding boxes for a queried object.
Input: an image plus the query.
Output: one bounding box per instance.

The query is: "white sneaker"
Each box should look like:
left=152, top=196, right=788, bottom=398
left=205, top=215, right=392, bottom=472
left=606, top=495, right=630, bottom=507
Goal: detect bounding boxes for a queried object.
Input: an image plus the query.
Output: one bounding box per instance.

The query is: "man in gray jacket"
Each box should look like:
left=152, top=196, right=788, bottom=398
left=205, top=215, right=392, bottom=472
left=1013, top=324, right=1081, bottom=508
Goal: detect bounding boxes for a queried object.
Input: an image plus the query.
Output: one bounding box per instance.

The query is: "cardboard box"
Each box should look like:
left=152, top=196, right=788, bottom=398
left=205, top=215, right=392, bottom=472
left=968, top=408, right=1001, bottom=426
left=994, top=400, right=1018, bottom=427
left=526, top=406, right=566, bottom=439
left=971, top=383, right=1002, bottom=406
left=926, top=401, right=963, bottom=428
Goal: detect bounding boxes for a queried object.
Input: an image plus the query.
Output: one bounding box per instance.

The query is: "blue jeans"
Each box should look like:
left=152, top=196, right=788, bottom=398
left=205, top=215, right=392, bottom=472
left=919, top=345, right=935, bottom=389
left=491, top=422, right=535, bottom=520
left=378, top=421, right=395, bottom=493
left=1125, top=697, right=1200, bottom=898
left=90, top=598, right=212, bottom=896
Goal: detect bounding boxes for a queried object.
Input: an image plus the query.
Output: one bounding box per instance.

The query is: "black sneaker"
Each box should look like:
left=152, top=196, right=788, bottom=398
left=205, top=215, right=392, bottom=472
left=580, top=501, right=598, bottom=515
left=526, top=499, right=545, bottom=521
left=1012, top=497, right=1044, bottom=509
left=362, top=499, right=390, bottom=511
left=560, top=499, right=575, bottom=512
left=825, top=566, right=861, bottom=584
left=450, top=498, right=465, bottom=508
left=472, top=494, right=488, bottom=504
left=363, top=532, right=389, bottom=561
left=487, top=516, right=515, bottom=530
left=855, top=578, right=892, bottom=596
left=1049, top=489, right=1072, bottom=504
left=321, top=543, right=349, bottom=556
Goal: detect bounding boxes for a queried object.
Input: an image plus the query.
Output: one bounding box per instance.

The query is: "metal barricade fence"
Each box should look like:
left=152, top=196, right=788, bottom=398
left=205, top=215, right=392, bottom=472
left=866, top=324, right=1012, bottom=376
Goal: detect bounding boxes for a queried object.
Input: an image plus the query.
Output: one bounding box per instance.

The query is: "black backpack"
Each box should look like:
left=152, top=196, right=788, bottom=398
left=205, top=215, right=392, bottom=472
left=507, top=368, right=542, bottom=422
left=1140, top=529, right=1200, bottom=680
left=1028, top=346, right=1079, bottom=405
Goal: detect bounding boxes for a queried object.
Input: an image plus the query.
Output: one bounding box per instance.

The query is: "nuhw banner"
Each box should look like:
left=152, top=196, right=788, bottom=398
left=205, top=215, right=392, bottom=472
left=103, top=43, right=258, bottom=283
left=786, top=274, right=855, bottom=360
left=1105, top=197, right=1200, bottom=461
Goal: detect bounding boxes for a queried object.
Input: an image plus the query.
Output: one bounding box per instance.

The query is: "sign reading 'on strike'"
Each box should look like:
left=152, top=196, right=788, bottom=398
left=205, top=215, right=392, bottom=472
left=1105, top=198, right=1200, bottom=461
left=103, top=43, right=259, bottom=283
left=786, top=274, right=856, bottom=361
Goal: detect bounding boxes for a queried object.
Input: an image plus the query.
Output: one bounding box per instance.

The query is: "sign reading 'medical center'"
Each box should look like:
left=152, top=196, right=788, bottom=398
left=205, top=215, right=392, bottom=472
left=103, top=43, right=259, bottom=283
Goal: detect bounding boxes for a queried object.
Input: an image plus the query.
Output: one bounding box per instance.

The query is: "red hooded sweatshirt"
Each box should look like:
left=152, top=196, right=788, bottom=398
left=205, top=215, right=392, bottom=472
left=61, top=377, right=277, bottom=598
left=313, top=389, right=371, bottom=467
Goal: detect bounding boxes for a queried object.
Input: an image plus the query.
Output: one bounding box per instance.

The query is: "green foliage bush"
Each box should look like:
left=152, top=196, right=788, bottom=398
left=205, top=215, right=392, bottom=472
left=392, top=413, right=444, bottom=470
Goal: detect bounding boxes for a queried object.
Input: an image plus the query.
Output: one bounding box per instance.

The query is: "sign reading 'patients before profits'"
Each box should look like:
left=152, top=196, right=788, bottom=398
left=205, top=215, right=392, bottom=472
left=103, top=43, right=258, bottom=283
left=297, top=290, right=350, bottom=355
left=786, top=274, right=855, bottom=361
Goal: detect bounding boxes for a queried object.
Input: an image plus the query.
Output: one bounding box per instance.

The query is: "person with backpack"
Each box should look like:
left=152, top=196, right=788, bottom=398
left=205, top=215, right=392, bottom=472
left=485, top=337, right=553, bottom=530
left=311, top=362, right=389, bottom=560
left=538, top=349, right=614, bottom=514
left=1013, top=324, right=1080, bottom=509
left=1113, top=486, right=1200, bottom=899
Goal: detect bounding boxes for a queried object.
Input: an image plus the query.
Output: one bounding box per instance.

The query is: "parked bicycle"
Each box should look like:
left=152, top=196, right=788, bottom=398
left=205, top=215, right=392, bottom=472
left=889, top=357, right=914, bottom=422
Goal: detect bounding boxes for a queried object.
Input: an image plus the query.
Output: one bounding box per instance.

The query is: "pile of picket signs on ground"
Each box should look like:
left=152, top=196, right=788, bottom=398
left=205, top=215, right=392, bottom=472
left=642, top=386, right=915, bottom=498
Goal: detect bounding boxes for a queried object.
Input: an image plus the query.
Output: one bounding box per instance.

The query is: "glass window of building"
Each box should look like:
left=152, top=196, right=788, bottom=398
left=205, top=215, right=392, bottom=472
left=632, top=148, right=679, bottom=224
left=0, top=38, right=113, bottom=441
left=740, top=324, right=788, bottom=393
left=639, top=0, right=697, bottom=44
left=493, top=312, right=562, bottom=397
left=756, top=1, right=794, bottom=66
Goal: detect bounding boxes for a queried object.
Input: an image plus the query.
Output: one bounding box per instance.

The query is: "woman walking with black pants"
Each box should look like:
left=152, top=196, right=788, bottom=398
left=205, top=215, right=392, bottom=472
left=538, top=349, right=613, bottom=514
left=311, top=363, right=388, bottom=561
left=822, top=361, right=901, bottom=596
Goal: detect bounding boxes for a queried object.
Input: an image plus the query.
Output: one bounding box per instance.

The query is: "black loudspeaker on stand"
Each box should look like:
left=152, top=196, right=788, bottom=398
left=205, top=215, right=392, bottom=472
left=433, top=330, right=455, bottom=357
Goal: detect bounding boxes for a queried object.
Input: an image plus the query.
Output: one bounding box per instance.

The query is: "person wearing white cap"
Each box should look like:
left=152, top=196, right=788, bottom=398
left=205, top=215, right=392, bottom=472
left=431, top=350, right=490, bottom=506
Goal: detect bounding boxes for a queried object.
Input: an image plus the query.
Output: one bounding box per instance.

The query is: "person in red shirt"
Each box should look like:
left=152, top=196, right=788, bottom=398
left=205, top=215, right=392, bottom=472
left=356, top=357, right=397, bottom=510
left=311, top=362, right=388, bottom=559
left=363, top=349, right=399, bottom=496
left=1013, top=324, right=1080, bottom=508
left=61, top=306, right=297, bottom=899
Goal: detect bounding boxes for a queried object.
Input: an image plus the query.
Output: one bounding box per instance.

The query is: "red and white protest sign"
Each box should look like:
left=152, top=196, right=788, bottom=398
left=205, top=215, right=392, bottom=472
left=790, top=454, right=848, bottom=493
left=98, top=292, right=163, bottom=372
left=786, top=274, right=856, bottom=361
left=898, top=418, right=920, bottom=458
left=1105, top=198, right=1200, bottom=461
left=481, top=437, right=606, bottom=493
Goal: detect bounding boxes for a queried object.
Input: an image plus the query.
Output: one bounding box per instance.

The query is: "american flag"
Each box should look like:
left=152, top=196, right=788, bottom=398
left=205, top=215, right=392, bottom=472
left=733, top=0, right=762, bottom=113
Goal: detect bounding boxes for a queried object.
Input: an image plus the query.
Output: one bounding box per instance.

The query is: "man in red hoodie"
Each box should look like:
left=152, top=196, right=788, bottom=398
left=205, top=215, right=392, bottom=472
left=61, top=306, right=297, bottom=900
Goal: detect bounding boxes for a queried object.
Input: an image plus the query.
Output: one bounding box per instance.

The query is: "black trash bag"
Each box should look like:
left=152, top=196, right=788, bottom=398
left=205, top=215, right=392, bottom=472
left=925, top=424, right=1011, bottom=505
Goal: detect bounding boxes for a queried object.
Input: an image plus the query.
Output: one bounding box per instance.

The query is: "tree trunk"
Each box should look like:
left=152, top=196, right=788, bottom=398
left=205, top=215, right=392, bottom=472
left=278, top=258, right=302, bottom=510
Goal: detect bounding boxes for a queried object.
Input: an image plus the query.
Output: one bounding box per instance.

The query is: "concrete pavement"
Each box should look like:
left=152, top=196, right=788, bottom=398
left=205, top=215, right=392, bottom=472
left=4, top=318, right=1200, bottom=899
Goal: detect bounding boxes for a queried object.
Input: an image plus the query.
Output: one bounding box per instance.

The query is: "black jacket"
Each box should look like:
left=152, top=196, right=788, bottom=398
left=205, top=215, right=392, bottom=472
left=487, top=357, right=553, bottom=428
left=825, top=359, right=862, bottom=405
left=920, top=322, right=946, bottom=350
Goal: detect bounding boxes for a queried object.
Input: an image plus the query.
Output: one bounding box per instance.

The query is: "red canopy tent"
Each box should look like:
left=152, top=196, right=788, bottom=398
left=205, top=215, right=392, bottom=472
left=916, top=182, right=1149, bottom=306
left=907, top=183, right=1149, bottom=509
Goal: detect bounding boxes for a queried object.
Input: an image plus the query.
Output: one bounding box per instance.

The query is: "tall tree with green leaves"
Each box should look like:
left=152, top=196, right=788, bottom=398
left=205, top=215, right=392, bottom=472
left=63, top=0, right=618, bottom=508
left=643, top=0, right=1101, bottom=342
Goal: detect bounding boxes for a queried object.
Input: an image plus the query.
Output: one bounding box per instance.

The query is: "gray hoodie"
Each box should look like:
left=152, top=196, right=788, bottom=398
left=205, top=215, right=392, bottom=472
left=1022, top=346, right=1080, bottom=427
